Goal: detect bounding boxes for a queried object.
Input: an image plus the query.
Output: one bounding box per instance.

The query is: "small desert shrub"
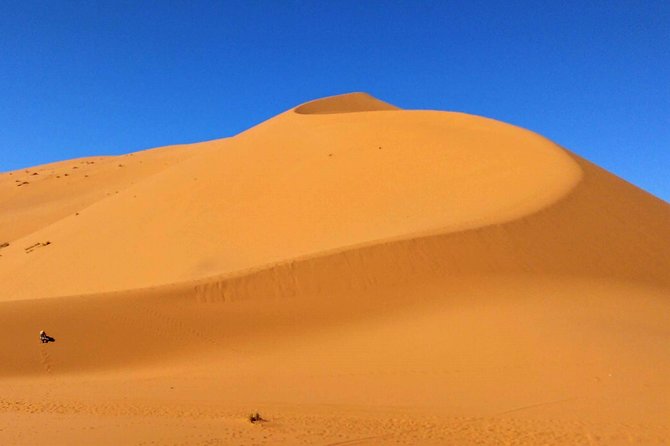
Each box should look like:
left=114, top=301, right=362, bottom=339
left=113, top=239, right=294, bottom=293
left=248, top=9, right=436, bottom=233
left=248, top=412, right=263, bottom=423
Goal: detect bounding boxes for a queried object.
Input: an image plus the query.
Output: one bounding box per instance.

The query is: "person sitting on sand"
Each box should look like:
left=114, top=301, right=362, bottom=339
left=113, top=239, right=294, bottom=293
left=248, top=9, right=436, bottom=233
left=40, top=330, right=52, bottom=344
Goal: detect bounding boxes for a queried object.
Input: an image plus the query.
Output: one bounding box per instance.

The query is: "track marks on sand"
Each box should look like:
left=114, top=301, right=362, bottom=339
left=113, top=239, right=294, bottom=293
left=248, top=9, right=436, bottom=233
left=0, top=399, right=667, bottom=445
left=38, top=346, right=53, bottom=374
left=496, top=397, right=578, bottom=416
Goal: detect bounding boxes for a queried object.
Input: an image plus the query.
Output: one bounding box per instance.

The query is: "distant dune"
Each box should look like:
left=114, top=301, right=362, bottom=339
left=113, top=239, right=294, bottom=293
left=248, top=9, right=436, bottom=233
left=1, top=93, right=668, bottom=445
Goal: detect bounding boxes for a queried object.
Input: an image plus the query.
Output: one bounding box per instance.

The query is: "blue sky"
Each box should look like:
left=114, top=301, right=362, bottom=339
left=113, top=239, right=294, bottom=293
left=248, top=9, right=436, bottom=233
left=1, top=1, right=668, bottom=200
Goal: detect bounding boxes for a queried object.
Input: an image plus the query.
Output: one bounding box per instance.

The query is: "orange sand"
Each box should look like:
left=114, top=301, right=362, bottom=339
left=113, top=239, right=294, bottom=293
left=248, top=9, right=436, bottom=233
left=1, top=93, right=668, bottom=445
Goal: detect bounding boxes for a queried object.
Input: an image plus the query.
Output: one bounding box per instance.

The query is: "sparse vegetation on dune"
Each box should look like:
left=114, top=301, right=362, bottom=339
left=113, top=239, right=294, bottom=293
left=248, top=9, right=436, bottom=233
left=248, top=412, right=264, bottom=423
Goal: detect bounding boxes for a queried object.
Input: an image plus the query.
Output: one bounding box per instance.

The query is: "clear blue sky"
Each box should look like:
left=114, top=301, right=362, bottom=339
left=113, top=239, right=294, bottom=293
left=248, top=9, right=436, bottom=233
left=1, top=1, right=668, bottom=200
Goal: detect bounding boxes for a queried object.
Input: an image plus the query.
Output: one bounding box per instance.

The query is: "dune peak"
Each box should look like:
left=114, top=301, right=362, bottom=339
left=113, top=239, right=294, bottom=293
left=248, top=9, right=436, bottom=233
left=294, top=92, right=400, bottom=114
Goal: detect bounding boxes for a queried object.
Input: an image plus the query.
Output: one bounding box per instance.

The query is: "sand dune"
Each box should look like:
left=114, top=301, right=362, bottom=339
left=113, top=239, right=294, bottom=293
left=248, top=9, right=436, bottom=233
left=1, top=93, right=668, bottom=445
left=0, top=93, right=583, bottom=299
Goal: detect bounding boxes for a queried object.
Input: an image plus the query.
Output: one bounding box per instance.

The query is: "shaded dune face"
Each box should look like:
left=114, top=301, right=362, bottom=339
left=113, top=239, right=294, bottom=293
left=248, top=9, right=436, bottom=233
left=294, top=92, right=400, bottom=114
left=0, top=94, right=582, bottom=299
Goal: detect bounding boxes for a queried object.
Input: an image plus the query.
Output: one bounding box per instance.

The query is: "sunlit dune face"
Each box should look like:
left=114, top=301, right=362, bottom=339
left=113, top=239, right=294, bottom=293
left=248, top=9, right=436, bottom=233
left=269, top=109, right=583, bottom=236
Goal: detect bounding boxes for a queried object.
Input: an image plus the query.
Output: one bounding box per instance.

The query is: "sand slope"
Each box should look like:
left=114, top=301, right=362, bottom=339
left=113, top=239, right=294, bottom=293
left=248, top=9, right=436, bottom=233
left=0, top=93, right=583, bottom=299
left=1, top=93, right=669, bottom=445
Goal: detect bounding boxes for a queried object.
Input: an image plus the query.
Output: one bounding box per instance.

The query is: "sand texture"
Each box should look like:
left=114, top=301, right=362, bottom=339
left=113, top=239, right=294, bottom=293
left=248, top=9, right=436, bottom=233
left=1, top=93, right=669, bottom=444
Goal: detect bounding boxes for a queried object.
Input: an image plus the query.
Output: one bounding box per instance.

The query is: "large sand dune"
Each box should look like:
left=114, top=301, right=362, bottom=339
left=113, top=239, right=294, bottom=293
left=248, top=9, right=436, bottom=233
left=1, top=93, right=668, bottom=445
